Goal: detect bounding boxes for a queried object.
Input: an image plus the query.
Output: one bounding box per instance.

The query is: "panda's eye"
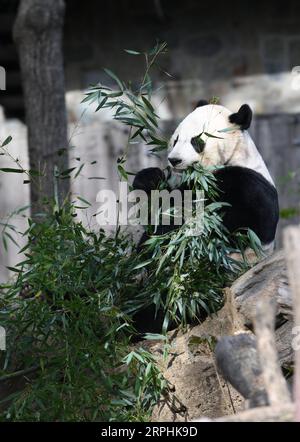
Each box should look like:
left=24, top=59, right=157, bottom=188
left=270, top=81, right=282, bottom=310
left=191, top=135, right=205, bottom=153
left=173, top=135, right=179, bottom=147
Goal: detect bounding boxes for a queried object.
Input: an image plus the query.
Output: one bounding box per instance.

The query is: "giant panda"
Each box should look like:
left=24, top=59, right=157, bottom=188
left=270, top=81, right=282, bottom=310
left=133, top=101, right=279, bottom=256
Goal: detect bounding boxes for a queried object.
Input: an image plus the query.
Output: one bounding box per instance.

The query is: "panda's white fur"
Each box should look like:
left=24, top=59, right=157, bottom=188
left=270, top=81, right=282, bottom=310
left=168, top=104, right=274, bottom=186
left=133, top=103, right=279, bottom=258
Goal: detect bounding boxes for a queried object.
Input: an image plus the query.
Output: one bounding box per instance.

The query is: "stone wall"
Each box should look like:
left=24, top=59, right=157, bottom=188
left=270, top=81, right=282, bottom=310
left=63, top=0, right=300, bottom=116
left=3, top=0, right=300, bottom=118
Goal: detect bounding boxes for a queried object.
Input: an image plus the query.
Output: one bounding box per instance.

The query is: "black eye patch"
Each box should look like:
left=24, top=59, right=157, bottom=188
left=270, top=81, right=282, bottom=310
left=173, top=135, right=179, bottom=147
left=191, top=135, right=205, bottom=153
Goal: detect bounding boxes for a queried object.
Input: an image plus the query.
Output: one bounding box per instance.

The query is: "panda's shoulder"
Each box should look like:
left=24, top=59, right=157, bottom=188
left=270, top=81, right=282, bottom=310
left=214, top=166, right=276, bottom=193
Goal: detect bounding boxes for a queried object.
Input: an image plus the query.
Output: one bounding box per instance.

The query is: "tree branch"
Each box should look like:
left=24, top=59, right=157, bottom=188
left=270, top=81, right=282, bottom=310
left=254, top=296, right=291, bottom=406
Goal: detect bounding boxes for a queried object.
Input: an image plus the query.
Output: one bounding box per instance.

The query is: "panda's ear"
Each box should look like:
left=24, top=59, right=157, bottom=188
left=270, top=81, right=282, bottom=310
left=195, top=99, right=209, bottom=109
left=229, top=104, right=252, bottom=130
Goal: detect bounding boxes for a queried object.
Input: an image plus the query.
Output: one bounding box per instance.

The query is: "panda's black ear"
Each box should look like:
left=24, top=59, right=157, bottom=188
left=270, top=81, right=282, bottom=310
left=229, top=104, right=252, bottom=130
left=195, top=99, right=209, bottom=109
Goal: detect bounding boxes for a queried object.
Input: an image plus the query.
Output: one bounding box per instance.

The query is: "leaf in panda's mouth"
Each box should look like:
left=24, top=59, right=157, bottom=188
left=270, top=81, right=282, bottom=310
left=203, top=132, right=224, bottom=139
left=172, top=168, right=184, bottom=174
left=218, top=126, right=236, bottom=133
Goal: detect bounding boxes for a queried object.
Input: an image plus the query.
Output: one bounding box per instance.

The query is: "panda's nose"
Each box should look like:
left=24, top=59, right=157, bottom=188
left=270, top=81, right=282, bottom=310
left=169, top=157, right=182, bottom=167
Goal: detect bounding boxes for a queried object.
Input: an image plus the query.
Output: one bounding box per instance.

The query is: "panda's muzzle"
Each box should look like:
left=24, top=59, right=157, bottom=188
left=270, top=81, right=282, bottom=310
left=168, top=157, right=182, bottom=167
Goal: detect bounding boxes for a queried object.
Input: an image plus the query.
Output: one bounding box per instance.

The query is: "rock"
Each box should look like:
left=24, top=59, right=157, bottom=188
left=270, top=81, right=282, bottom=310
left=150, top=250, right=294, bottom=421
left=215, top=334, right=268, bottom=408
left=226, top=250, right=292, bottom=329
left=225, top=250, right=294, bottom=368
left=150, top=328, right=244, bottom=421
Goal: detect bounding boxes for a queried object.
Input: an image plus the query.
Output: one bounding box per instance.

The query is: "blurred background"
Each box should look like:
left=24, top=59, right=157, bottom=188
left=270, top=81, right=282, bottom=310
left=1, top=0, right=300, bottom=281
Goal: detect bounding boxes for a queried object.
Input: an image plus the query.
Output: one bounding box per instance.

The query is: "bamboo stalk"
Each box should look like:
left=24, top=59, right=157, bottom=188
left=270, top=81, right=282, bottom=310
left=0, top=365, right=41, bottom=383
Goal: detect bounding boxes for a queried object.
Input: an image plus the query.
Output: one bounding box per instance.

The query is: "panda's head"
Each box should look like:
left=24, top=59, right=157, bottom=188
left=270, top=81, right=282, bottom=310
left=168, top=102, right=252, bottom=169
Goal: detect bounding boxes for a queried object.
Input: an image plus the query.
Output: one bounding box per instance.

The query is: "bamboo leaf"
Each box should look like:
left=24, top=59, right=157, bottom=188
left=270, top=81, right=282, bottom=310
left=124, top=49, right=141, bottom=55
left=0, top=168, right=23, bottom=173
left=1, top=136, right=12, bottom=147
left=103, top=68, right=124, bottom=90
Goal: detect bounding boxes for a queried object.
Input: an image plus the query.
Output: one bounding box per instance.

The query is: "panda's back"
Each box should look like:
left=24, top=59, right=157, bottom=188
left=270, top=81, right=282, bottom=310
left=214, top=166, right=279, bottom=245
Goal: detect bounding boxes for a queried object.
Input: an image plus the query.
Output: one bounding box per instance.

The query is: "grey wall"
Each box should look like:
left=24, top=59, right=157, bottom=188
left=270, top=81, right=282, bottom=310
left=3, top=0, right=300, bottom=117
left=64, top=0, right=300, bottom=87
left=63, top=1, right=300, bottom=110
left=250, top=114, right=300, bottom=244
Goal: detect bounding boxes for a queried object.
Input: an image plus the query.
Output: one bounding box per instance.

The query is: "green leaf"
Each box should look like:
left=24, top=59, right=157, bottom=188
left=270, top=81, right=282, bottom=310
left=103, top=68, right=124, bottom=90
left=132, top=260, right=153, bottom=270
left=123, top=352, right=134, bottom=365
left=2, top=235, right=7, bottom=251
left=81, top=93, right=94, bottom=103
left=203, top=132, right=224, bottom=140
left=74, top=163, right=85, bottom=179
left=124, top=49, right=141, bottom=55
left=18, top=242, right=31, bottom=254
left=141, top=95, right=155, bottom=113
left=108, top=91, right=123, bottom=98
left=6, top=266, right=22, bottom=273
left=88, top=176, right=105, bottom=180
left=95, top=96, right=108, bottom=111
left=133, top=351, right=144, bottom=363
left=144, top=333, right=167, bottom=341
left=77, top=196, right=91, bottom=206
left=118, top=165, right=128, bottom=180
left=0, top=168, right=23, bottom=173
left=1, top=136, right=12, bottom=147
left=60, top=167, right=77, bottom=176
left=3, top=232, right=19, bottom=247
left=29, top=169, right=43, bottom=176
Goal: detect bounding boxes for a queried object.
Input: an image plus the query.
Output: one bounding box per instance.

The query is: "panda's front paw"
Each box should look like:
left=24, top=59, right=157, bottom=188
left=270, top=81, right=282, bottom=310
left=132, top=167, right=165, bottom=193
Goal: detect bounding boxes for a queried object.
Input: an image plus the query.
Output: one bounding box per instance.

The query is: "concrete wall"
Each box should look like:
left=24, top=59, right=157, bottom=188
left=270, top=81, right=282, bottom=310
left=250, top=113, right=300, bottom=244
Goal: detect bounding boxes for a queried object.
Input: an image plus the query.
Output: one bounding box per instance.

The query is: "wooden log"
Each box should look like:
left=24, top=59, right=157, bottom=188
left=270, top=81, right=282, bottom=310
left=254, top=296, right=291, bottom=406
left=283, top=225, right=300, bottom=422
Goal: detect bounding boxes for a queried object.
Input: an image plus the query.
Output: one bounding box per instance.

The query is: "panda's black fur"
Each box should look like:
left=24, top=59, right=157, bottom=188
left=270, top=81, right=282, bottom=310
left=211, top=166, right=278, bottom=244
left=132, top=100, right=279, bottom=335
left=228, top=104, right=252, bottom=130
left=133, top=165, right=279, bottom=249
left=131, top=165, right=279, bottom=335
